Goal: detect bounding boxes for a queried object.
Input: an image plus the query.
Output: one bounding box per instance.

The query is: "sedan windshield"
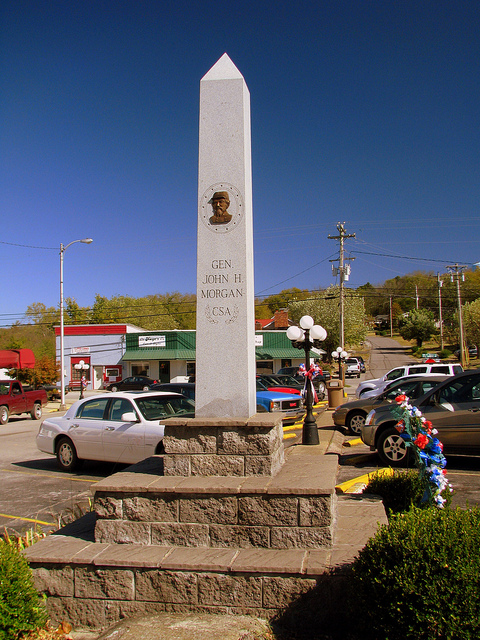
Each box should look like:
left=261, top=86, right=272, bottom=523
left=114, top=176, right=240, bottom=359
left=134, top=395, right=195, bottom=420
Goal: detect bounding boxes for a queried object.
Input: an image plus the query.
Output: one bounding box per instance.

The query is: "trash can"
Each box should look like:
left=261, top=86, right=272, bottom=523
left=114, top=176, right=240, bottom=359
left=327, top=380, right=344, bottom=409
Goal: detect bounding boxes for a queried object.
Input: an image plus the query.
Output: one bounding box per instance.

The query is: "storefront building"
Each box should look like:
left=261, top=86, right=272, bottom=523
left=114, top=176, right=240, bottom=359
left=54, top=324, right=145, bottom=390
left=56, top=325, right=326, bottom=390
left=122, top=330, right=325, bottom=382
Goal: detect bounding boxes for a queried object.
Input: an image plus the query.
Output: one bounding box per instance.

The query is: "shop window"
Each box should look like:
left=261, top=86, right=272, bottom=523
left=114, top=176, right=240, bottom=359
left=132, top=364, right=149, bottom=376
left=256, top=361, right=273, bottom=374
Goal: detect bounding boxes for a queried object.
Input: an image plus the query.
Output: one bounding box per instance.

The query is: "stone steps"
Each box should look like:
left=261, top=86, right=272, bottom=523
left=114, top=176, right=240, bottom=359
left=93, top=448, right=338, bottom=550
left=25, top=495, right=387, bottom=629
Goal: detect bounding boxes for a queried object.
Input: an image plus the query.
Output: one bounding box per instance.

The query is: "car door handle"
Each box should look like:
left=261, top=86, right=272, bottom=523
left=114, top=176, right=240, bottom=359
left=71, top=423, right=79, bottom=428
left=105, top=426, right=115, bottom=431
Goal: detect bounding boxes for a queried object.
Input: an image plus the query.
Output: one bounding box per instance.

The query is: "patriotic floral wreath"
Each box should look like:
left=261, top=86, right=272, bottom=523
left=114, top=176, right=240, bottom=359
left=298, top=363, right=322, bottom=379
left=298, top=363, right=322, bottom=403
left=393, top=394, right=452, bottom=508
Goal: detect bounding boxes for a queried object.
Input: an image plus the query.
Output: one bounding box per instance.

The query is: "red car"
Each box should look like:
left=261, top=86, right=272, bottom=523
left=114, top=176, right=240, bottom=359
left=256, top=375, right=300, bottom=396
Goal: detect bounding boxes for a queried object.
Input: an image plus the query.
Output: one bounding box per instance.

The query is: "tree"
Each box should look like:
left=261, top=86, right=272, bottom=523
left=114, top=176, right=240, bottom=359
left=10, top=355, right=59, bottom=386
left=399, top=309, right=436, bottom=347
left=461, top=298, right=480, bottom=347
left=289, top=286, right=367, bottom=360
left=261, top=288, right=311, bottom=315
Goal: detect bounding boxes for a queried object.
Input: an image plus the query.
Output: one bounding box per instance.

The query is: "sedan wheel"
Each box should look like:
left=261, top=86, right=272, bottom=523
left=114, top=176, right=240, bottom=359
left=377, top=427, right=409, bottom=467
left=316, top=381, right=326, bottom=400
left=56, top=437, right=80, bottom=472
left=346, top=411, right=366, bottom=435
left=110, top=385, right=118, bottom=393
left=0, top=406, right=9, bottom=425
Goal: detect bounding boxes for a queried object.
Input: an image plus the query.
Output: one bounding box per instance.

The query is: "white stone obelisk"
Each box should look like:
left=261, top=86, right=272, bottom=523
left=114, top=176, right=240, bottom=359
left=195, top=54, right=256, bottom=417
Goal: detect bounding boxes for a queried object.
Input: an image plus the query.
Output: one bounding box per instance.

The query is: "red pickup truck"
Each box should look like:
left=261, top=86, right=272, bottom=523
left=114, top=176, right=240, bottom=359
left=0, top=380, right=48, bottom=425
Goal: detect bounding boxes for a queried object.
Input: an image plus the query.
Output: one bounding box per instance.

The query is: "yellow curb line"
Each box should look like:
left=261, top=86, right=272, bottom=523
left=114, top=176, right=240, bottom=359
left=283, top=424, right=301, bottom=432
left=1, top=468, right=98, bottom=483
left=336, top=467, right=394, bottom=494
left=344, top=438, right=363, bottom=447
left=0, top=512, right=55, bottom=526
left=283, top=433, right=297, bottom=440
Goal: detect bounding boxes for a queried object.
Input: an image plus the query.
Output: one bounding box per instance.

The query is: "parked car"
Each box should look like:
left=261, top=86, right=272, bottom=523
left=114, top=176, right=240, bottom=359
left=356, top=362, right=463, bottom=398
left=333, top=375, right=448, bottom=435
left=345, top=358, right=361, bottom=378
left=361, top=369, right=480, bottom=466
left=359, top=372, right=456, bottom=400
left=271, top=373, right=326, bottom=401
left=454, top=346, right=478, bottom=359
left=0, top=380, right=48, bottom=425
left=277, top=366, right=330, bottom=397
left=355, top=356, right=367, bottom=373
left=151, top=380, right=305, bottom=424
left=255, top=380, right=305, bottom=423
left=106, top=376, right=158, bottom=392
left=278, top=366, right=331, bottom=381
left=149, top=382, right=195, bottom=400
left=256, top=374, right=302, bottom=396
left=267, top=373, right=304, bottom=393
left=35, top=384, right=61, bottom=402
left=36, top=391, right=195, bottom=471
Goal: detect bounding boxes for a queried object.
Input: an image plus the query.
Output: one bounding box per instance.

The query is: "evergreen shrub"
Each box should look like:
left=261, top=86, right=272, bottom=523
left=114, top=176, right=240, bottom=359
left=350, top=506, right=480, bottom=640
left=0, top=539, right=47, bottom=639
left=439, top=348, right=452, bottom=359
left=363, top=469, right=429, bottom=515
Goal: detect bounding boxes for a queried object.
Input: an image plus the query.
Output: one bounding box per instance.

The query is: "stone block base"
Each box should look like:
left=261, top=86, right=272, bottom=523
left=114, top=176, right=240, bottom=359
left=92, top=446, right=338, bottom=549
left=24, top=495, right=387, bottom=631
left=162, top=414, right=285, bottom=476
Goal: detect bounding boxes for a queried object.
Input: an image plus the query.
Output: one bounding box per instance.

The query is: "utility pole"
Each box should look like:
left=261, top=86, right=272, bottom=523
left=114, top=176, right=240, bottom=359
left=446, top=264, right=467, bottom=368
left=328, top=222, right=356, bottom=352
left=389, top=296, right=393, bottom=337
left=437, top=274, right=444, bottom=351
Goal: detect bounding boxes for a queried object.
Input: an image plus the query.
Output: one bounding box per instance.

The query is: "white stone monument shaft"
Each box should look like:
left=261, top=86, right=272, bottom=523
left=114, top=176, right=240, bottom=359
left=195, top=54, right=256, bottom=417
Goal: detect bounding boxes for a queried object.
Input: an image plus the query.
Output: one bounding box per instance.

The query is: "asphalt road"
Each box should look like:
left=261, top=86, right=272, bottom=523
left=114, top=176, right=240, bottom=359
left=0, top=410, right=128, bottom=536
left=337, top=336, right=480, bottom=509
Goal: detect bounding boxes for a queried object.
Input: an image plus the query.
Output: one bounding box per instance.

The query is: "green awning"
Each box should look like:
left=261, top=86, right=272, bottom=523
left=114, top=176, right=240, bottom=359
left=122, top=349, right=196, bottom=361
left=255, top=348, right=325, bottom=360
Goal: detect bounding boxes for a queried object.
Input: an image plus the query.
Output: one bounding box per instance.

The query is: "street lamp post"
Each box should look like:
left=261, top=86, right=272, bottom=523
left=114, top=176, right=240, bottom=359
left=74, top=360, right=90, bottom=400
left=286, top=316, right=327, bottom=445
left=60, top=238, right=93, bottom=410
left=331, top=347, right=348, bottom=380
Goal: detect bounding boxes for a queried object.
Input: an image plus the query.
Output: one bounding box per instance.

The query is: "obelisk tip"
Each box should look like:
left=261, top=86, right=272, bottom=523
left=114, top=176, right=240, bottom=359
left=201, top=53, right=244, bottom=81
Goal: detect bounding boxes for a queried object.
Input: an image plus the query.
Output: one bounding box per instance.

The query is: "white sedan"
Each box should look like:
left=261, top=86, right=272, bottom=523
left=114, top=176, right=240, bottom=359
left=36, top=391, right=195, bottom=471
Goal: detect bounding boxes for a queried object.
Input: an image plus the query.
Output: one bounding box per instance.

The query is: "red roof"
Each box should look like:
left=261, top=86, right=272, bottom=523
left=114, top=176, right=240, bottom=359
left=54, top=325, right=128, bottom=336
left=255, top=319, right=272, bottom=328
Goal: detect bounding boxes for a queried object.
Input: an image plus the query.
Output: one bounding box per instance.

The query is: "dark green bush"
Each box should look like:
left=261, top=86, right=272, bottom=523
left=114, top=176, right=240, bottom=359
left=363, top=469, right=430, bottom=514
left=0, top=540, right=47, bottom=639
left=439, top=348, right=452, bottom=359
left=349, top=507, right=480, bottom=640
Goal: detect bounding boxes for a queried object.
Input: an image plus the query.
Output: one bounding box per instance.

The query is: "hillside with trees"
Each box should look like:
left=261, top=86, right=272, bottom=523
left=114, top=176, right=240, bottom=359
left=2, top=267, right=480, bottom=381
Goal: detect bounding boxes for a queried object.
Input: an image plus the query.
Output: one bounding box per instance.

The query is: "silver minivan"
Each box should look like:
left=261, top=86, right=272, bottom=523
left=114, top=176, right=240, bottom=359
left=356, top=363, right=463, bottom=398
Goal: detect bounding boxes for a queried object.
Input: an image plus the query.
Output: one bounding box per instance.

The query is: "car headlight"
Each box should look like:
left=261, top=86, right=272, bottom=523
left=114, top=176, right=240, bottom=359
left=365, top=409, right=376, bottom=426
left=270, top=400, right=281, bottom=411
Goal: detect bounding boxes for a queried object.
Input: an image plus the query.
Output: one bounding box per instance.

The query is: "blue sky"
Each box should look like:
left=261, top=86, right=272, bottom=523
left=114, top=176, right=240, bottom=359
left=1, top=1, right=479, bottom=325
